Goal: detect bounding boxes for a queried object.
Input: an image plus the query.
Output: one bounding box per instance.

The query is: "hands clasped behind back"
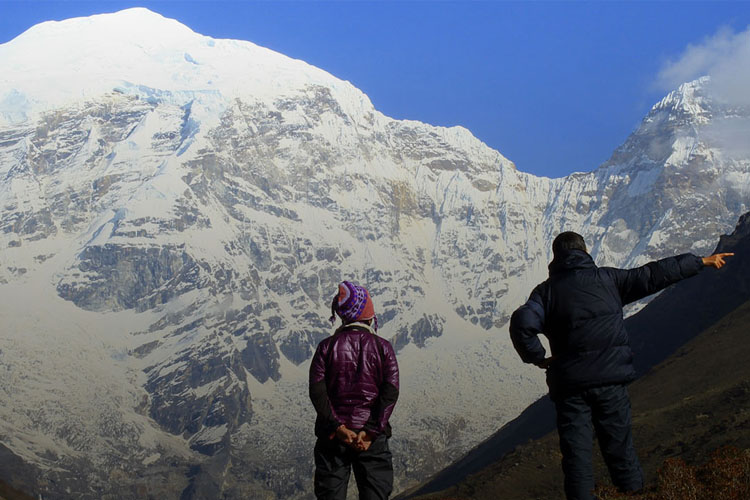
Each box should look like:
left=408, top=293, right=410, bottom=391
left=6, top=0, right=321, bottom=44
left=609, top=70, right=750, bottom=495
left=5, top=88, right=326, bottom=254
left=334, top=425, right=373, bottom=452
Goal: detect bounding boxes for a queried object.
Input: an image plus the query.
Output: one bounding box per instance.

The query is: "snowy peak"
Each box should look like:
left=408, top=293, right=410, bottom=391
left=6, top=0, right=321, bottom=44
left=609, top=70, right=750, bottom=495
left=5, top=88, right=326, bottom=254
left=0, top=8, right=375, bottom=126
left=11, top=8, right=198, bottom=46
left=648, top=76, right=712, bottom=125
left=597, top=77, right=713, bottom=174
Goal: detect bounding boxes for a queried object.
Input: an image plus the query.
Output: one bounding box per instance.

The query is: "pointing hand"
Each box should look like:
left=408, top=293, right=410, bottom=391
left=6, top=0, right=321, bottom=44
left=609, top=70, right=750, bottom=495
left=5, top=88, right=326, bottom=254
left=702, top=253, right=734, bottom=269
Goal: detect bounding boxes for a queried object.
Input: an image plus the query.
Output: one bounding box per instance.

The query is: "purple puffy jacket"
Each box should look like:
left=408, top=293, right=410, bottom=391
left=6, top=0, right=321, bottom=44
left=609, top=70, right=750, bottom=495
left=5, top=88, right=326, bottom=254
left=309, top=323, right=399, bottom=438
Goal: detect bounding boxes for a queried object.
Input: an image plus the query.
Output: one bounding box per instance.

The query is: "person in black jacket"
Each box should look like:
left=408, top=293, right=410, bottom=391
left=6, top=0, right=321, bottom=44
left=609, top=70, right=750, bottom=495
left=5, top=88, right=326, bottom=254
left=509, top=231, right=733, bottom=500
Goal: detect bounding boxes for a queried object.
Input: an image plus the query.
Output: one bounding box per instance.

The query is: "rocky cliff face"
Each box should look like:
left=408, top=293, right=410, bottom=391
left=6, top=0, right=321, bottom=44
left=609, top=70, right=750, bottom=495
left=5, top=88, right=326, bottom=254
left=1, top=9, right=749, bottom=499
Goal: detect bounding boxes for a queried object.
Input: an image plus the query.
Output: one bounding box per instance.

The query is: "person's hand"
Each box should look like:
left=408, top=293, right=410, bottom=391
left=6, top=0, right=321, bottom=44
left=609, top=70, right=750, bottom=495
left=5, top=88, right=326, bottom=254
left=702, top=253, right=734, bottom=269
left=334, top=425, right=357, bottom=445
left=536, top=357, right=554, bottom=369
left=354, top=431, right=373, bottom=452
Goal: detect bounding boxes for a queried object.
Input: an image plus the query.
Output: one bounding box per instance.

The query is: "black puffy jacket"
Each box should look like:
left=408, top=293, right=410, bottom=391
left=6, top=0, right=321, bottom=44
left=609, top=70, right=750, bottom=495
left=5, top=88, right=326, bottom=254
left=510, top=249, right=704, bottom=398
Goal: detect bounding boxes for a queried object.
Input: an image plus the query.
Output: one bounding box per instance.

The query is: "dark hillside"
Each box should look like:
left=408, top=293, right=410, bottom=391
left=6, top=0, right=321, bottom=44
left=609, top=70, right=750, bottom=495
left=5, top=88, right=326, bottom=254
left=627, top=211, right=750, bottom=375
left=399, top=212, right=750, bottom=499
left=0, top=478, right=35, bottom=500
left=0, top=445, right=37, bottom=500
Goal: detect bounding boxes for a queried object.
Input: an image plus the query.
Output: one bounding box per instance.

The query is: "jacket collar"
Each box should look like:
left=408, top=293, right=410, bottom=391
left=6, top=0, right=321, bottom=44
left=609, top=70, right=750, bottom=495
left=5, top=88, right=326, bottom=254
left=548, top=249, right=596, bottom=276
left=334, top=321, right=375, bottom=335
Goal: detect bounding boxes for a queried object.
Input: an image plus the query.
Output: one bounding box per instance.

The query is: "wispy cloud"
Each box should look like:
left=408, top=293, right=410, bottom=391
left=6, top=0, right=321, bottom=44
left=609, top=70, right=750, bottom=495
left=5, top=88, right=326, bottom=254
left=702, top=116, right=750, bottom=158
left=657, top=25, right=750, bottom=106
left=657, top=26, right=750, bottom=158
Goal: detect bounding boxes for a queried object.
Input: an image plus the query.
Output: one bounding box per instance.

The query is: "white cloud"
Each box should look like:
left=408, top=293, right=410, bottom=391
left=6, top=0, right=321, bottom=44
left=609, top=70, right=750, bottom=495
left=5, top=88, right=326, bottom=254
left=703, top=117, right=750, bottom=158
left=657, top=25, right=750, bottom=106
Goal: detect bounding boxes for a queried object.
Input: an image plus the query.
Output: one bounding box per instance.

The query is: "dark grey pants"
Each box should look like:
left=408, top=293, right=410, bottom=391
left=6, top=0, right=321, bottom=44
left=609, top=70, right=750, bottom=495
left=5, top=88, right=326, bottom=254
left=313, top=434, right=393, bottom=500
left=555, top=384, right=644, bottom=500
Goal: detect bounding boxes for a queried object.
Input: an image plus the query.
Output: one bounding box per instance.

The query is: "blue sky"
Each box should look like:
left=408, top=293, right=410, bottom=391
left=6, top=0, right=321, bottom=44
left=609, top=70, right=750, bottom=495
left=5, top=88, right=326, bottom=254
left=1, top=1, right=749, bottom=178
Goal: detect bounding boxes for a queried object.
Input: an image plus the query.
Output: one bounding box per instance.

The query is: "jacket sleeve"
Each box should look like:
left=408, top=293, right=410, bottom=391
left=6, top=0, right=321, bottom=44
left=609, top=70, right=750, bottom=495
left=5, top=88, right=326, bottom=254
left=309, top=341, right=341, bottom=436
left=364, top=339, right=399, bottom=436
left=509, top=286, right=547, bottom=365
left=608, top=253, right=704, bottom=305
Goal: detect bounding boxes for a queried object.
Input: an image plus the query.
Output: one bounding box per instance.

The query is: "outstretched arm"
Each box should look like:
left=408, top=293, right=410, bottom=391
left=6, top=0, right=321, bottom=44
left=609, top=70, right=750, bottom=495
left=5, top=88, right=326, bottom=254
left=610, top=253, right=704, bottom=305
left=612, top=252, right=735, bottom=305
left=509, top=287, right=548, bottom=367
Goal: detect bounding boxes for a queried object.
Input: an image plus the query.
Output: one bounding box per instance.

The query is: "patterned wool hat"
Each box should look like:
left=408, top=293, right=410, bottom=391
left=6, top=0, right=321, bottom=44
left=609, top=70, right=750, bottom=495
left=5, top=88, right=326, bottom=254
left=329, top=281, right=378, bottom=331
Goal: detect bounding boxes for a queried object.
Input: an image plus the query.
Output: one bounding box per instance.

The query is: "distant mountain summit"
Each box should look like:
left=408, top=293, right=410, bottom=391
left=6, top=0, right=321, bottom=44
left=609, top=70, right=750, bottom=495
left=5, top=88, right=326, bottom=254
left=1, top=9, right=749, bottom=499
left=0, top=7, right=371, bottom=125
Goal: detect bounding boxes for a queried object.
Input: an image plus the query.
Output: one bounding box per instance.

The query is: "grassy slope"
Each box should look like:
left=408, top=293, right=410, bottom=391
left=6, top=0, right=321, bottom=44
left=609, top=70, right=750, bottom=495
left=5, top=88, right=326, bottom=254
left=0, top=479, right=35, bottom=500
left=414, top=297, right=750, bottom=499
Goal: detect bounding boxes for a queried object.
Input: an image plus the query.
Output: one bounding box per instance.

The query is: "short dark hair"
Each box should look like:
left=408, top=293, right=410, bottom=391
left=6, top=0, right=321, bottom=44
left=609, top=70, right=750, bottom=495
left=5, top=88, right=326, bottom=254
left=552, top=231, right=587, bottom=256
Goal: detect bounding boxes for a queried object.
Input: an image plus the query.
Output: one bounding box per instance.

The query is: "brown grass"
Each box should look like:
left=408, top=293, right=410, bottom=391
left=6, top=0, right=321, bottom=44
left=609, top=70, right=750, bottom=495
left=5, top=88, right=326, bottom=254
left=0, top=479, right=36, bottom=500
left=594, top=446, right=750, bottom=500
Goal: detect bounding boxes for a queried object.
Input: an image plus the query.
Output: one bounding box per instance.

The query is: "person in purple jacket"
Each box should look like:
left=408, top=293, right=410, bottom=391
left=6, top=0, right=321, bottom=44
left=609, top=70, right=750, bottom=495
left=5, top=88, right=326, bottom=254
left=309, top=280, right=400, bottom=500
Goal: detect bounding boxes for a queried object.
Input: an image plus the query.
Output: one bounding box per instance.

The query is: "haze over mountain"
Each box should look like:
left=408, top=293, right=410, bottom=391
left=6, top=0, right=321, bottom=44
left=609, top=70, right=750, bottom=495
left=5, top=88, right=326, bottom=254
left=0, top=8, right=749, bottom=499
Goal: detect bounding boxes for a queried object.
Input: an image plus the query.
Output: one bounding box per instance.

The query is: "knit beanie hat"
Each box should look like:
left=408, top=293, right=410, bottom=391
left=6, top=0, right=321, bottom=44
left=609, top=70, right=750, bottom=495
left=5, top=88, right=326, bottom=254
left=329, top=281, right=378, bottom=331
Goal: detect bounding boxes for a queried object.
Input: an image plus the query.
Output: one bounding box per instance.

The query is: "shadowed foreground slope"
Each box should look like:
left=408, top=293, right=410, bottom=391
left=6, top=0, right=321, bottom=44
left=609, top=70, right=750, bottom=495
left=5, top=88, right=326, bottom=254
left=400, top=212, right=750, bottom=499
left=0, top=479, right=34, bottom=500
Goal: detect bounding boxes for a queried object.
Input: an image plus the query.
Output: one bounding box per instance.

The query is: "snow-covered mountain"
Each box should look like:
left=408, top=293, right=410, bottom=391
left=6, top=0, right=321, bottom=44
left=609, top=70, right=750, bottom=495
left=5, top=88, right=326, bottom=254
left=0, top=8, right=748, bottom=499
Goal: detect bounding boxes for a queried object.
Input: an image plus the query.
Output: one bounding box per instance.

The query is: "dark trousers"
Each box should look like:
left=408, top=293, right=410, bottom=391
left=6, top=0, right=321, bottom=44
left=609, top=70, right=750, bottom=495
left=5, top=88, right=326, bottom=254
left=313, top=434, right=393, bottom=500
left=554, top=384, right=644, bottom=500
